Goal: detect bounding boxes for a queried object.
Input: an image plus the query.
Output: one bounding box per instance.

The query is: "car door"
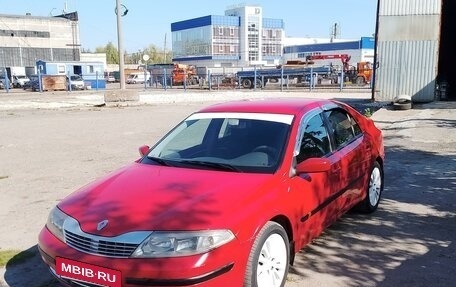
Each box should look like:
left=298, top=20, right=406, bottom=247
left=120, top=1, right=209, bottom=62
left=323, top=108, right=369, bottom=211
left=289, top=110, right=344, bottom=246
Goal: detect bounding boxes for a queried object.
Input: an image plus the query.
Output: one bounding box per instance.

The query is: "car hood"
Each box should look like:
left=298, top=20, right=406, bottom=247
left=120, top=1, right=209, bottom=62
left=59, top=163, right=276, bottom=236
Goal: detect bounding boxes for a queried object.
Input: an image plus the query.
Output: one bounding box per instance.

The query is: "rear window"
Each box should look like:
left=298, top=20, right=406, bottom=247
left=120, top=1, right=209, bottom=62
left=324, top=109, right=361, bottom=149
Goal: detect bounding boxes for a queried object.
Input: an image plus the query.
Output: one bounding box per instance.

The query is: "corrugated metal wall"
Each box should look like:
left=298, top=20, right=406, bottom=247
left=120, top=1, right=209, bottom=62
left=379, top=0, right=440, bottom=16
left=375, top=0, right=442, bottom=102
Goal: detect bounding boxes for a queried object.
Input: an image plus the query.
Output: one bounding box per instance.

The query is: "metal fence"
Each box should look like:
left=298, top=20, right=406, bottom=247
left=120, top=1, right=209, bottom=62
left=139, top=66, right=373, bottom=92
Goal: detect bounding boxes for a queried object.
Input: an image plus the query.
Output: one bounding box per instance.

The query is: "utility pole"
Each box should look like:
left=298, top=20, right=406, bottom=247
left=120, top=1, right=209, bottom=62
left=116, top=0, right=126, bottom=89
left=163, top=33, right=167, bottom=63
left=330, top=23, right=340, bottom=43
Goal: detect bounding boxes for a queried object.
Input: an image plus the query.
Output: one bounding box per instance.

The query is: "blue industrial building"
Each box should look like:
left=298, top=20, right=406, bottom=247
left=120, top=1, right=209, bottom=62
left=171, top=4, right=284, bottom=68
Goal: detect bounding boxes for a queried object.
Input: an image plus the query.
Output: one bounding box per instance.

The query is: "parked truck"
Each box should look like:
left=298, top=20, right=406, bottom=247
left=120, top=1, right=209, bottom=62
left=6, top=67, right=30, bottom=88
left=236, top=65, right=335, bottom=89
left=172, top=63, right=198, bottom=85
left=304, top=54, right=373, bottom=85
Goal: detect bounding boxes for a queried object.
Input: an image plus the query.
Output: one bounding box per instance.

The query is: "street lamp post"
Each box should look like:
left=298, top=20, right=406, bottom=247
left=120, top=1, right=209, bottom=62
left=116, top=0, right=126, bottom=90
left=142, top=54, right=150, bottom=90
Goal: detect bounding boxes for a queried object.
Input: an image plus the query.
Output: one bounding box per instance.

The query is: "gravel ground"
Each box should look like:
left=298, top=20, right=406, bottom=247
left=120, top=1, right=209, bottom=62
left=0, top=90, right=455, bottom=287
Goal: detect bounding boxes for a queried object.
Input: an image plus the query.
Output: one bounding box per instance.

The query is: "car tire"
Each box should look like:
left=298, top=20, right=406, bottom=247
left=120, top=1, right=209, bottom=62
left=356, top=161, right=383, bottom=213
left=244, top=221, right=289, bottom=287
left=393, top=102, right=412, bottom=110
left=255, top=79, right=263, bottom=89
left=355, top=76, right=365, bottom=85
left=242, top=78, right=253, bottom=89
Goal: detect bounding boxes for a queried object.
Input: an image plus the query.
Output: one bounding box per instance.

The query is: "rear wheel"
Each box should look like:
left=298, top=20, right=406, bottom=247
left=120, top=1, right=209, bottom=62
left=356, top=161, right=383, bottom=213
left=355, top=76, right=365, bottom=85
left=242, top=78, right=253, bottom=89
left=255, top=79, right=263, bottom=89
left=244, top=221, right=289, bottom=287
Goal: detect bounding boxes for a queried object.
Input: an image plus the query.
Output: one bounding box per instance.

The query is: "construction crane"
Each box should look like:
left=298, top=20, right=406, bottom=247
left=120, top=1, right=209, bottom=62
left=305, top=54, right=372, bottom=84
left=305, top=54, right=351, bottom=72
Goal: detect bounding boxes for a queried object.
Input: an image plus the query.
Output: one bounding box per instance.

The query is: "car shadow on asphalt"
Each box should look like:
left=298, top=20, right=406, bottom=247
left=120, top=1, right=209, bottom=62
left=287, top=145, right=456, bottom=286
left=4, top=245, right=58, bottom=287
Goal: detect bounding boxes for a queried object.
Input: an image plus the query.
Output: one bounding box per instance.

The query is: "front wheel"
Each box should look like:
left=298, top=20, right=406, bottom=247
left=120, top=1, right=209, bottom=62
left=244, top=221, right=289, bottom=287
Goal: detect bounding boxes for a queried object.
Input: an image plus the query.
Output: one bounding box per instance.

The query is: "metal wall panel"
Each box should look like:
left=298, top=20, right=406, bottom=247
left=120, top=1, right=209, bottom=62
left=375, top=2, right=441, bottom=103
left=375, top=40, right=439, bottom=102
left=378, top=15, right=440, bottom=41
left=380, top=0, right=441, bottom=16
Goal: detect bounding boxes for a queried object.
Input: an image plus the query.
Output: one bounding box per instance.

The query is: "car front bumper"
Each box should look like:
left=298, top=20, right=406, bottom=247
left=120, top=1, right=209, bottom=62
left=38, top=227, right=248, bottom=287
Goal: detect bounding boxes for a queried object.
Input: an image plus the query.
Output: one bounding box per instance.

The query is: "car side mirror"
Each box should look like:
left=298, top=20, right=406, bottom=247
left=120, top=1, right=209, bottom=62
left=138, top=145, right=150, bottom=157
left=296, top=158, right=331, bottom=174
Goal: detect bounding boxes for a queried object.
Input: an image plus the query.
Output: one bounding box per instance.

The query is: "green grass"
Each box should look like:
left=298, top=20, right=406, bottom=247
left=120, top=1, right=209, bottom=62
left=0, top=249, right=36, bottom=267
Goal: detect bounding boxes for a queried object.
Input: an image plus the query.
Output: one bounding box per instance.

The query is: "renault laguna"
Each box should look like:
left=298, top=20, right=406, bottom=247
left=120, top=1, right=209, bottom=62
left=38, top=98, right=384, bottom=287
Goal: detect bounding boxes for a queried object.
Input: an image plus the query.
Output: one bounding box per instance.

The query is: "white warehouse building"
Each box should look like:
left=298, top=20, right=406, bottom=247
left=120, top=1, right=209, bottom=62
left=283, top=37, right=375, bottom=68
left=0, top=12, right=80, bottom=75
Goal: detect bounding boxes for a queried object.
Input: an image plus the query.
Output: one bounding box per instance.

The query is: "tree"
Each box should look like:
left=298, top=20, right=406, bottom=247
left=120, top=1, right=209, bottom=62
left=138, top=44, right=173, bottom=64
left=93, top=42, right=173, bottom=65
left=95, top=42, right=119, bottom=64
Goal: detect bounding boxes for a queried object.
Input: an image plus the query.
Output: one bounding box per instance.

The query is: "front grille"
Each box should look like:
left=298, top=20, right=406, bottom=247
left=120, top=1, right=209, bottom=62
left=61, top=277, right=103, bottom=287
left=65, top=230, right=139, bottom=257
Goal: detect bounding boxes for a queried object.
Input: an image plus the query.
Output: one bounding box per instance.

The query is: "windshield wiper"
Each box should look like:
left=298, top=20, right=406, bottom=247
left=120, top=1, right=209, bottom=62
left=147, top=156, right=172, bottom=166
left=178, top=160, right=241, bottom=172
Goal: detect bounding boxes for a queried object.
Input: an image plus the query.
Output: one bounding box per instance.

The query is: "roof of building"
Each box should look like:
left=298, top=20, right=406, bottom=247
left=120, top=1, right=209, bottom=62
left=283, top=37, right=375, bottom=54
left=0, top=12, right=78, bottom=22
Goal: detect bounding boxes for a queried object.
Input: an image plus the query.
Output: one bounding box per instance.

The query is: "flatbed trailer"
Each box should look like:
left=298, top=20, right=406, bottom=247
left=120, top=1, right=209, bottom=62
left=236, top=66, right=336, bottom=89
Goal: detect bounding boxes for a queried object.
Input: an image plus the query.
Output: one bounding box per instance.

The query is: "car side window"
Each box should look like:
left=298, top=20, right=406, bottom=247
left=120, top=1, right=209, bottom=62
left=351, top=115, right=362, bottom=136
left=324, top=109, right=359, bottom=149
left=297, top=114, right=331, bottom=164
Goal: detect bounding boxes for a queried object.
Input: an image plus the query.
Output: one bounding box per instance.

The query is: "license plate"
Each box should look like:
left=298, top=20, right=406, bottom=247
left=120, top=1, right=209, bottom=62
left=56, top=257, right=121, bottom=287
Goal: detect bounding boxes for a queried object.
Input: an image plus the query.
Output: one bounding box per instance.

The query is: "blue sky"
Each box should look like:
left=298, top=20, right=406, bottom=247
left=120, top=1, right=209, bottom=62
left=1, top=0, right=378, bottom=52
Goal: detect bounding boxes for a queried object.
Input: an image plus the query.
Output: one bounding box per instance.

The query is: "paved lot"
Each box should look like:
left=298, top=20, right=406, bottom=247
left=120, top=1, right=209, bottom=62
left=0, top=90, right=455, bottom=287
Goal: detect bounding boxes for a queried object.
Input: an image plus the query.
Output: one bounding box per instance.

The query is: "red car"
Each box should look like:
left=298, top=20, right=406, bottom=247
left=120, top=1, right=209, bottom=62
left=38, top=98, right=384, bottom=287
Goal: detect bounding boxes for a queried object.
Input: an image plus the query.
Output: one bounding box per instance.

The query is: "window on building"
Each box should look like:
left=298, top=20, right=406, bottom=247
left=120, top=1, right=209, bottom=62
left=230, top=27, right=234, bottom=36
left=58, top=65, right=65, bottom=74
left=219, top=45, right=224, bottom=52
left=218, top=27, right=224, bottom=35
left=89, top=65, right=94, bottom=73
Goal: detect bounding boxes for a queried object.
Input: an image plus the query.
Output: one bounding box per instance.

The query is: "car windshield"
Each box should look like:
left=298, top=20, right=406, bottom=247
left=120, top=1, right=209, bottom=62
left=70, top=75, right=83, bottom=81
left=142, top=112, right=293, bottom=173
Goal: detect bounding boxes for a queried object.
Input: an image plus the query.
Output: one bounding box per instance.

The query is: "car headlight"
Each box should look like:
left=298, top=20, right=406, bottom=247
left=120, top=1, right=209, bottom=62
left=46, top=206, right=69, bottom=242
left=131, top=230, right=235, bottom=258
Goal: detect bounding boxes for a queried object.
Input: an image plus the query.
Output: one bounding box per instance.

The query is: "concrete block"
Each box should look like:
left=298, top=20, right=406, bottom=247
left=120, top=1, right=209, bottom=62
left=104, top=90, right=139, bottom=102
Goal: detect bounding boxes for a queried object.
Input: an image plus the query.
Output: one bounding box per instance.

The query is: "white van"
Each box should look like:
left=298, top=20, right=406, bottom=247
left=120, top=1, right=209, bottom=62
left=126, top=72, right=150, bottom=84
left=12, top=75, right=30, bottom=88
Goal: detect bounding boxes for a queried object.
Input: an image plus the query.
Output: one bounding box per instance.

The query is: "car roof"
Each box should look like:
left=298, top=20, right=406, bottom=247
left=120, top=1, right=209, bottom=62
left=198, top=98, right=336, bottom=116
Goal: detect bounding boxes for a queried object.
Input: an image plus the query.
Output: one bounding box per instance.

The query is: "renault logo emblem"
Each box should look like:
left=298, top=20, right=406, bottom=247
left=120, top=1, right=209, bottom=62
left=97, top=220, right=109, bottom=231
